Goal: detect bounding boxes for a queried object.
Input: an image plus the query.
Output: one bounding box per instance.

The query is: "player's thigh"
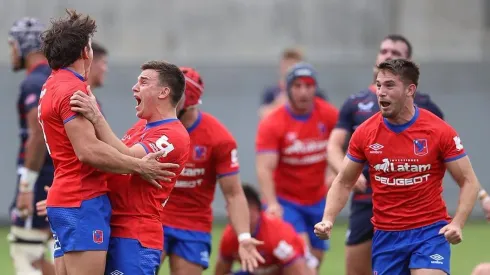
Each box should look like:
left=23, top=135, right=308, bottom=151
left=410, top=269, right=446, bottom=275
left=8, top=226, right=51, bottom=274
left=64, top=251, right=107, bottom=275
left=105, top=237, right=162, bottom=275
left=372, top=230, right=411, bottom=275
left=472, top=263, right=490, bottom=275
left=169, top=253, right=204, bottom=275
left=409, top=222, right=450, bottom=275
left=54, top=256, right=68, bottom=275
left=345, top=241, right=372, bottom=275
left=46, top=195, right=111, bottom=259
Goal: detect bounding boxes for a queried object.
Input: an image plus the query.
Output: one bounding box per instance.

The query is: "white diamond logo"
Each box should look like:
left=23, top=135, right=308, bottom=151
left=111, top=271, right=124, bottom=275
left=369, top=143, right=384, bottom=151
left=430, top=254, right=444, bottom=261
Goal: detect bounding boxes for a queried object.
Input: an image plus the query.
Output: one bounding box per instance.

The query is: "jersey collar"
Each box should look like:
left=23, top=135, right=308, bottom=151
left=145, top=118, right=178, bottom=130
left=186, top=111, right=202, bottom=134
left=383, top=106, right=420, bottom=134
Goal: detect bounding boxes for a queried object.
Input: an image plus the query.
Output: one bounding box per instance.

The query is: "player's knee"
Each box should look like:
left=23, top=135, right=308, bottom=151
left=305, top=250, right=319, bottom=270
left=8, top=226, right=50, bottom=275
left=472, top=263, right=490, bottom=275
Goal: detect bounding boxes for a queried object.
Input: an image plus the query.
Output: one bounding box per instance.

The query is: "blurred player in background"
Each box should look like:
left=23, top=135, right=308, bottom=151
left=215, top=184, right=318, bottom=275
left=255, top=63, right=339, bottom=268
left=87, top=41, right=108, bottom=90
left=159, top=67, right=264, bottom=275
left=70, top=60, right=189, bottom=275
left=326, top=34, right=445, bottom=275
left=39, top=9, right=177, bottom=275
left=258, top=48, right=328, bottom=119
left=7, top=17, right=55, bottom=275
left=315, top=59, right=481, bottom=275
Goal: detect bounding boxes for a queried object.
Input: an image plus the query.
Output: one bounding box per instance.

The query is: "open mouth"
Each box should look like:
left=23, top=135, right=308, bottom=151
left=379, top=101, right=391, bottom=108
left=134, top=96, right=142, bottom=106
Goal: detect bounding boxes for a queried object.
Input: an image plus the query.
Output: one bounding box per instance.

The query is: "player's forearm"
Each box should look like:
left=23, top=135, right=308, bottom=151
left=79, top=140, right=143, bottom=174
left=93, top=117, right=134, bottom=157
left=257, top=167, right=278, bottom=204
left=452, top=178, right=480, bottom=228
left=23, top=134, right=47, bottom=171
left=323, top=177, right=351, bottom=223
left=227, top=192, right=250, bottom=235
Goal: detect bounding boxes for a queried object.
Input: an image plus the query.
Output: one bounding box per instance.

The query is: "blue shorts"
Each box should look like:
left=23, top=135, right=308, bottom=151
left=278, top=197, right=330, bottom=251
left=10, top=166, right=53, bottom=230
left=47, top=195, right=111, bottom=258
left=163, top=225, right=211, bottom=269
left=346, top=202, right=373, bottom=245
left=105, top=237, right=162, bottom=275
left=372, top=221, right=451, bottom=275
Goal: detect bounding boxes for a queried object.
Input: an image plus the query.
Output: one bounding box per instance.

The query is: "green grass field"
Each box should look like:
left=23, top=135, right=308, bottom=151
left=0, top=222, right=487, bottom=274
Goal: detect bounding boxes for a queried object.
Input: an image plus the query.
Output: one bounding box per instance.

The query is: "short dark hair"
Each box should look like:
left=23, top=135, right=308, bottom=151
left=41, top=9, right=97, bottom=70
left=91, top=41, right=107, bottom=58
left=242, top=183, right=262, bottom=210
left=383, top=34, right=412, bottom=58
left=377, top=59, right=420, bottom=86
left=141, top=61, right=185, bottom=106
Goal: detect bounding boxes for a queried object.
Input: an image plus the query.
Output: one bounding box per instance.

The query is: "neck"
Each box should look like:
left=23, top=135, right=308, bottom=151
left=180, top=108, right=199, bottom=128
left=66, top=59, right=87, bottom=80
left=287, top=101, right=313, bottom=115
left=146, top=106, right=177, bottom=123
left=386, top=103, right=416, bottom=125
left=25, top=53, right=47, bottom=72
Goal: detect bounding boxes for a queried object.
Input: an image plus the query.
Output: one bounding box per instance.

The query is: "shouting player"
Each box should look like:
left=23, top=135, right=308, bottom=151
left=160, top=67, right=264, bottom=275
left=315, top=59, right=481, bottom=275
left=7, top=17, right=55, bottom=275
left=326, top=34, right=445, bottom=275
left=216, top=184, right=318, bottom=275
left=255, top=63, right=338, bottom=267
left=70, top=60, right=190, bottom=275
left=39, top=10, right=179, bottom=275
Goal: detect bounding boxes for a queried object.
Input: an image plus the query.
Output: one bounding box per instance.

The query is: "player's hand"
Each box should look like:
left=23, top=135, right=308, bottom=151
left=481, top=198, right=490, bottom=221
left=439, top=222, right=463, bottom=244
left=314, top=220, right=333, bottom=240
left=70, top=86, right=103, bottom=124
left=238, top=238, right=265, bottom=272
left=353, top=174, right=367, bottom=192
left=138, top=150, right=180, bottom=188
left=265, top=202, right=283, bottom=219
left=16, top=190, right=34, bottom=218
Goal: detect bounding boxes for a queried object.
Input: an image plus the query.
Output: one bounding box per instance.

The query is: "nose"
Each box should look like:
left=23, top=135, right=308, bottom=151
left=376, top=86, right=386, bottom=97
left=132, top=83, right=139, bottom=93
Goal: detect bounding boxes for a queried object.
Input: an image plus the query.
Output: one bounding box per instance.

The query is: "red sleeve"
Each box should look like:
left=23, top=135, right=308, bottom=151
left=346, top=126, right=367, bottom=163
left=255, top=117, right=281, bottom=153
left=439, top=123, right=467, bottom=162
left=271, top=224, right=305, bottom=265
left=214, top=134, right=240, bottom=177
left=56, top=82, right=88, bottom=124
left=219, top=225, right=238, bottom=262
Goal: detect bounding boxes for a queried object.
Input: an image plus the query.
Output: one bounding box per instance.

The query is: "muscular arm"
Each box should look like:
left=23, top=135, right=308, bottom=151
left=445, top=156, right=480, bottom=227
left=327, top=128, right=349, bottom=173
left=214, top=258, right=233, bottom=275
left=283, top=258, right=311, bottom=275
left=92, top=116, right=136, bottom=157
left=219, top=174, right=250, bottom=235
left=256, top=153, right=279, bottom=205
left=24, top=109, right=47, bottom=171
left=323, top=157, right=364, bottom=223
left=64, top=116, right=144, bottom=174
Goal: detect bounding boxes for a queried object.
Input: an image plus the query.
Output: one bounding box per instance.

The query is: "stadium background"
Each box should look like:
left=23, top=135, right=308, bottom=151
left=0, top=0, right=489, bottom=273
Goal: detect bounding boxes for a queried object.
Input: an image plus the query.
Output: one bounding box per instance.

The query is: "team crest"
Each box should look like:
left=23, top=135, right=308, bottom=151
left=317, top=122, right=326, bottom=135
left=413, top=139, right=428, bottom=156
left=193, top=145, right=207, bottom=161
left=93, top=230, right=104, bottom=244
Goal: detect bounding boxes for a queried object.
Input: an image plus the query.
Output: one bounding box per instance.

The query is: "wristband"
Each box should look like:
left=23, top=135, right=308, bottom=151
left=478, top=189, right=489, bottom=201
left=238, top=233, right=251, bottom=243
left=19, top=168, right=39, bottom=193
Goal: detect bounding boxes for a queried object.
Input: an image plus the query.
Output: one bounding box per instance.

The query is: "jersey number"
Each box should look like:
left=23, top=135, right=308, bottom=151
left=155, top=135, right=175, bottom=157
left=38, top=89, right=51, bottom=155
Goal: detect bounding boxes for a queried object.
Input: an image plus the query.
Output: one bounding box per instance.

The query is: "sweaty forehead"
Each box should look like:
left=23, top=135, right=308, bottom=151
left=139, top=69, right=159, bottom=81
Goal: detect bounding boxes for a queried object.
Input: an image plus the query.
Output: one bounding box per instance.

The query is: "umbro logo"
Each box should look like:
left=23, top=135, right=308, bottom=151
left=430, top=254, right=444, bottom=264
left=368, top=143, right=383, bottom=154
left=111, top=270, right=124, bottom=275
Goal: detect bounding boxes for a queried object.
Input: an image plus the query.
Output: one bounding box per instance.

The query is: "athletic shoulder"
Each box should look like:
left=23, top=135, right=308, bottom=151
left=201, top=112, right=236, bottom=144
